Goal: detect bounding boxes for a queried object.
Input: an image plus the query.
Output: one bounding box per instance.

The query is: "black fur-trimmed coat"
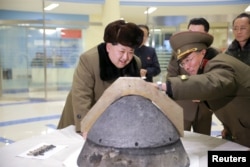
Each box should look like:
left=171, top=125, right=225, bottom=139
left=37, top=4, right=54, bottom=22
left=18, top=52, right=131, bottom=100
left=57, top=43, right=141, bottom=132
left=225, top=38, right=250, bottom=66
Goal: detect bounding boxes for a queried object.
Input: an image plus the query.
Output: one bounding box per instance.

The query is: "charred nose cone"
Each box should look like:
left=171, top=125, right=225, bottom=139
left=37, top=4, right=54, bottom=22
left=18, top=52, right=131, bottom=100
left=77, top=95, right=190, bottom=167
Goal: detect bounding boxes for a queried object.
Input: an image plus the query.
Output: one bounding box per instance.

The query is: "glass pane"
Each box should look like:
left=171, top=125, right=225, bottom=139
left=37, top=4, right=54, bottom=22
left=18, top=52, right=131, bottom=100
left=0, top=22, right=40, bottom=100
left=0, top=0, right=86, bottom=100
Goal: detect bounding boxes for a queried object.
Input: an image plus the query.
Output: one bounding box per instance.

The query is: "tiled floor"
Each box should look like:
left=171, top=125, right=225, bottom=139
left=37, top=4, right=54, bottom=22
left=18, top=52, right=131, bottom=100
left=0, top=92, right=224, bottom=148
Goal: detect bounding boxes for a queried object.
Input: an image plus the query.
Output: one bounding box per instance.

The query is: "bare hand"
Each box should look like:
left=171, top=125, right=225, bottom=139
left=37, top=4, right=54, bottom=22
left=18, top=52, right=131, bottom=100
left=82, top=132, right=88, bottom=140
left=140, top=69, right=147, bottom=78
left=158, top=82, right=166, bottom=91
left=149, top=82, right=166, bottom=91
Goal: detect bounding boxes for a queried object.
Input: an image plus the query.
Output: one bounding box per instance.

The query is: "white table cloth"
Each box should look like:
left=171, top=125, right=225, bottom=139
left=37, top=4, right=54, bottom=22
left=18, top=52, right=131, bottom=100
left=0, top=125, right=249, bottom=167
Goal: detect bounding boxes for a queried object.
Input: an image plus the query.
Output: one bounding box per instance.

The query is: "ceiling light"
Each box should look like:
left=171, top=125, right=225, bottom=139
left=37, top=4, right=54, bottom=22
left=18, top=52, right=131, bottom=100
left=245, top=5, right=250, bottom=12
left=44, top=3, right=59, bottom=11
left=144, top=7, right=157, bottom=14
left=152, top=29, right=161, bottom=32
left=39, top=29, right=56, bottom=35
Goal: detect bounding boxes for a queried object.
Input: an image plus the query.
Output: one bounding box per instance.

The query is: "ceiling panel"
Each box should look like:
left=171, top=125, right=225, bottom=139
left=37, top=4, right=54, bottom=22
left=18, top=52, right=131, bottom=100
left=0, top=0, right=249, bottom=24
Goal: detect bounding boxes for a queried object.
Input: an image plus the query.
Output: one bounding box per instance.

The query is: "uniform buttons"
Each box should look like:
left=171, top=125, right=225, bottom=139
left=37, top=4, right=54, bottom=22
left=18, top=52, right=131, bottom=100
left=232, top=135, right=237, bottom=140
left=180, top=75, right=188, bottom=80
left=77, top=114, right=81, bottom=119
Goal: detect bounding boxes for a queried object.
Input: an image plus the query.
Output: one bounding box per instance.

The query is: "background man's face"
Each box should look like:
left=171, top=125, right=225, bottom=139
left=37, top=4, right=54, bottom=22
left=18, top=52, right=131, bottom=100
left=188, top=24, right=206, bottom=33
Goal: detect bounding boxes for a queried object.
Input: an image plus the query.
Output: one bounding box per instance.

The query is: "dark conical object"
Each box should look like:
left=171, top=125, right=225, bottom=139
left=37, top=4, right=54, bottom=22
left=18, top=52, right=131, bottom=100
left=77, top=95, right=190, bottom=167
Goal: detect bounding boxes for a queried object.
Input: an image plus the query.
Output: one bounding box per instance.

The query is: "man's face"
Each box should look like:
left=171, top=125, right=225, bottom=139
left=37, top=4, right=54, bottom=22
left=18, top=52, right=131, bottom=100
left=180, top=24, right=207, bottom=75
left=188, top=24, right=206, bottom=33
left=106, top=43, right=134, bottom=69
left=179, top=50, right=206, bottom=75
left=233, top=17, right=250, bottom=43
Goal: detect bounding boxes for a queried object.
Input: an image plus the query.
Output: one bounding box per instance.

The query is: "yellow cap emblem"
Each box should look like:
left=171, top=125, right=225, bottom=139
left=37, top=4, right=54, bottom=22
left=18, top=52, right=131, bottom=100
left=177, top=49, right=181, bottom=55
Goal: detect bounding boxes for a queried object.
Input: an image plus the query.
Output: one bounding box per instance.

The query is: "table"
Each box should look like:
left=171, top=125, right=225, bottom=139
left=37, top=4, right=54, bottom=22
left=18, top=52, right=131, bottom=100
left=0, top=125, right=249, bottom=167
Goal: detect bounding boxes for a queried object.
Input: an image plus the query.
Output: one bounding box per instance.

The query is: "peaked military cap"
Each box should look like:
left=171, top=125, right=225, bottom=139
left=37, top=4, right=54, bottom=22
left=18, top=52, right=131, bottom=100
left=170, top=31, right=214, bottom=61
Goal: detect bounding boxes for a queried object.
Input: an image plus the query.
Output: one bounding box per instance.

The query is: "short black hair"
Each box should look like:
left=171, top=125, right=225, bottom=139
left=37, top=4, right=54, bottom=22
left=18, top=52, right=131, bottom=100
left=187, top=17, right=210, bottom=32
left=233, top=12, right=250, bottom=25
left=137, top=24, right=150, bottom=36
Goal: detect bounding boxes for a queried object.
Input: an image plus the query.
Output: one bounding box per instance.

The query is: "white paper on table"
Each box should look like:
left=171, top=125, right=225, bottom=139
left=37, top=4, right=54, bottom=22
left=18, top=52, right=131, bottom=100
left=17, top=142, right=68, bottom=160
left=63, top=148, right=82, bottom=167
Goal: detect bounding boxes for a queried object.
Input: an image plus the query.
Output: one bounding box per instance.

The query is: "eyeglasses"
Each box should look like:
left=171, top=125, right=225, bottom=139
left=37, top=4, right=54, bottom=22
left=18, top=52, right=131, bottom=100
left=179, top=55, right=195, bottom=68
left=233, top=27, right=249, bottom=32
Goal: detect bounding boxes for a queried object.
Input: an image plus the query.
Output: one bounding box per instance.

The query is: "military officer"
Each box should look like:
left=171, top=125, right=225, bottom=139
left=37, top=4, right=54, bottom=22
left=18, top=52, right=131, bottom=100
left=155, top=31, right=250, bottom=148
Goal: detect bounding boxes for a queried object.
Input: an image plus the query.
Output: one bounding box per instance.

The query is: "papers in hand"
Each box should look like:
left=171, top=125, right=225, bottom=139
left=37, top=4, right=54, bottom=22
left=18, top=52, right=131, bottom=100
left=17, top=143, right=67, bottom=160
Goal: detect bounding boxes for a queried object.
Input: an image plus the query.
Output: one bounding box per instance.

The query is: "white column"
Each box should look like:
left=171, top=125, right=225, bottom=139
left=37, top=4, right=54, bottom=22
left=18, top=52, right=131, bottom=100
left=102, top=0, right=121, bottom=27
left=84, top=0, right=121, bottom=50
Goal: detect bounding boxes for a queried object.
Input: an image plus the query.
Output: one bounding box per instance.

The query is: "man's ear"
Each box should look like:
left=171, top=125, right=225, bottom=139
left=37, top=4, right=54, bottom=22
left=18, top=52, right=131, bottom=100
left=106, top=43, right=112, bottom=52
left=201, top=49, right=207, bottom=56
